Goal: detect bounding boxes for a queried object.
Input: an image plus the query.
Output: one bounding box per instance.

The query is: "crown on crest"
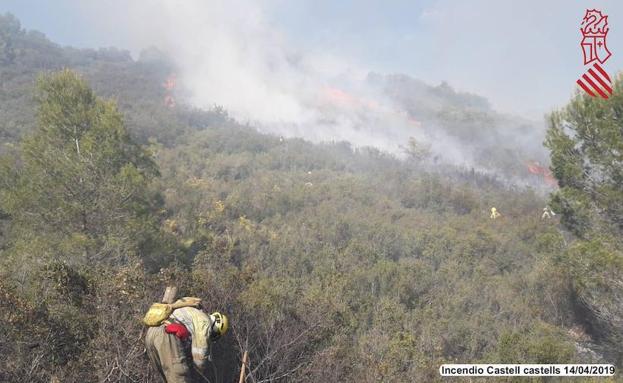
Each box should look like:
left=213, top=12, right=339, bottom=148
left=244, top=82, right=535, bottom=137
left=581, top=9, right=609, bottom=37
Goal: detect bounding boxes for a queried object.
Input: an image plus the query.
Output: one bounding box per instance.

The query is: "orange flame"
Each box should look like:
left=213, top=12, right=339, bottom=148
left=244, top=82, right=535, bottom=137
left=163, top=73, right=177, bottom=91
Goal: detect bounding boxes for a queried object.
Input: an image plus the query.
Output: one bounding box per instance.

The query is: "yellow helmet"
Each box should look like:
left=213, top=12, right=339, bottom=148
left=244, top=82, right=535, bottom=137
left=209, top=312, right=229, bottom=339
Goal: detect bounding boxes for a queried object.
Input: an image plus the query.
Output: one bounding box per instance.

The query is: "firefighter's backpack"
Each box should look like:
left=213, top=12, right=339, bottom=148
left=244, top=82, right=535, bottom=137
left=143, top=297, right=202, bottom=326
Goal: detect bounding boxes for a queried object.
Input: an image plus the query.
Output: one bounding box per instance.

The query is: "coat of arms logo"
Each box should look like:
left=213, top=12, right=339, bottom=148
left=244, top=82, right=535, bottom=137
left=577, top=9, right=613, bottom=99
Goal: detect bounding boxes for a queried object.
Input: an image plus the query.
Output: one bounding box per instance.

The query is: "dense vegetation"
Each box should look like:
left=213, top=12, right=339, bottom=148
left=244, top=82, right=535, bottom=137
left=0, top=13, right=620, bottom=383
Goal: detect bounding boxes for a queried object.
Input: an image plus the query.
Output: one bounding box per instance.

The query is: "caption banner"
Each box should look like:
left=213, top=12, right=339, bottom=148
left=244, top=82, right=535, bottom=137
left=440, top=364, right=615, bottom=377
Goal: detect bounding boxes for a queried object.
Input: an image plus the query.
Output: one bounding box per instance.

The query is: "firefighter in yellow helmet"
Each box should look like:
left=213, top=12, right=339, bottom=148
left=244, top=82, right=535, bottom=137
left=145, top=305, right=229, bottom=383
left=490, top=207, right=500, bottom=219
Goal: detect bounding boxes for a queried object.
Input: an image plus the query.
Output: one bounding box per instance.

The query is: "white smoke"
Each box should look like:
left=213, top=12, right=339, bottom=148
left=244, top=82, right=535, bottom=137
left=76, top=0, right=426, bottom=151
left=72, top=0, right=550, bottom=181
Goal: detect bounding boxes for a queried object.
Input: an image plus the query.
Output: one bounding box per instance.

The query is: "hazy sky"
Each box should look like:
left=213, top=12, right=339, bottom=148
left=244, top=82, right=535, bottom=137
left=2, top=0, right=623, bottom=119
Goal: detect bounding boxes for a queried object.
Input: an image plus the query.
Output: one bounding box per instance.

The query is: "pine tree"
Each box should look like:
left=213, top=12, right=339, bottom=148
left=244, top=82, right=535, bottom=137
left=545, top=74, right=623, bottom=358
left=1, top=69, right=163, bottom=267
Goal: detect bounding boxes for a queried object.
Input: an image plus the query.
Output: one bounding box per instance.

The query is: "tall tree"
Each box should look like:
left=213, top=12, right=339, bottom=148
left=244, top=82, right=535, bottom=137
left=546, top=75, right=623, bottom=360
left=0, top=13, right=21, bottom=64
left=1, top=69, right=163, bottom=267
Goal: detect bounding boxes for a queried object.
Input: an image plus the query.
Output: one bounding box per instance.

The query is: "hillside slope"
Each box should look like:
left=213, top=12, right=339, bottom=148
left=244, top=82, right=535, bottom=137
left=0, top=13, right=611, bottom=383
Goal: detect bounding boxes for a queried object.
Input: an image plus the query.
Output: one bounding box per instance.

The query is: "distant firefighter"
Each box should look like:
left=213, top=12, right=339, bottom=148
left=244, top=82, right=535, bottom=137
left=490, top=207, right=501, bottom=219
left=542, top=206, right=556, bottom=219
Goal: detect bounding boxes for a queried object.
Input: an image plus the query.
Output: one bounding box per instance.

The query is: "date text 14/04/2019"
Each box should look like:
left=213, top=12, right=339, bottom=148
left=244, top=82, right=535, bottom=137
left=439, top=364, right=615, bottom=376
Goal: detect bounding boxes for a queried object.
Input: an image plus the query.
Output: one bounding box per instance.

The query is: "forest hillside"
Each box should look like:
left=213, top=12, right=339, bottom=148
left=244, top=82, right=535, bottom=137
left=0, top=13, right=621, bottom=383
